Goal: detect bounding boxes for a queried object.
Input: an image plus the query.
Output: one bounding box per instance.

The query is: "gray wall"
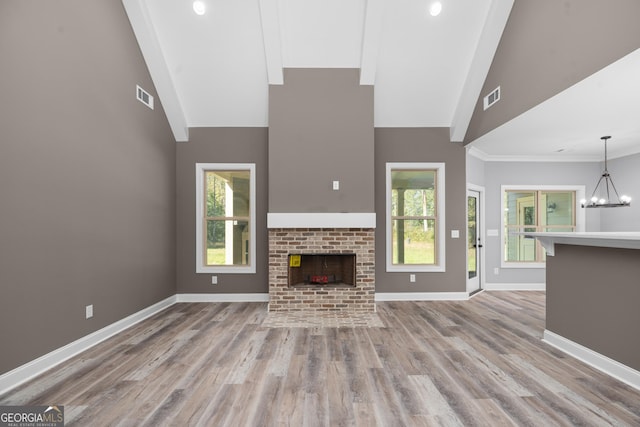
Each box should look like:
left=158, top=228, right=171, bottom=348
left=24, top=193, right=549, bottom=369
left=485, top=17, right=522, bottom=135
left=0, top=1, right=176, bottom=375
left=375, top=128, right=468, bottom=293
left=483, top=161, right=601, bottom=285
left=546, top=244, right=640, bottom=371
left=176, top=128, right=269, bottom=293
left=465, top=0, right=640, bottom=144
left=268, top=69, right=375, bottom=213
left=599, top=153, right=640, bottom=231
left=472, top=152, right=640, bottom=285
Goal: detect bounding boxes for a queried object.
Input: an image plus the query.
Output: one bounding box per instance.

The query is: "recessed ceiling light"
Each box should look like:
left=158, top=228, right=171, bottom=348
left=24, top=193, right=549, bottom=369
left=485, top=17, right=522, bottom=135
left=429, top=2, right=442, bottom=17
left=193, top=1, right=206, bottom=15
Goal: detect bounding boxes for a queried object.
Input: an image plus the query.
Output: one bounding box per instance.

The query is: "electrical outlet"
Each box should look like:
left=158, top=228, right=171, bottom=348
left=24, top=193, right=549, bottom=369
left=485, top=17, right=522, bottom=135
left=86, top=305, right=93, bottom=319
left=494, top=267, right=500, bottom=275
left=410, top=274, right=416, bottom=283
left=211, top=276, right=218, bottom=285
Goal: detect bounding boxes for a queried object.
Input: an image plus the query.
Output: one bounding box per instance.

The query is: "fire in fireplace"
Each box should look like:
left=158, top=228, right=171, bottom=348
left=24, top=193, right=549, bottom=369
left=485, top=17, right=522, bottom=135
left=288, top=253, right=356, bottom=287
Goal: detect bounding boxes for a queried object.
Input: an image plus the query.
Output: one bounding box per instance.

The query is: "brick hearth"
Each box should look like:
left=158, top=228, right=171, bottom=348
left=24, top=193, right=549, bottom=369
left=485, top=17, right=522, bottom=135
left=268, top=228, right=375, bottom=312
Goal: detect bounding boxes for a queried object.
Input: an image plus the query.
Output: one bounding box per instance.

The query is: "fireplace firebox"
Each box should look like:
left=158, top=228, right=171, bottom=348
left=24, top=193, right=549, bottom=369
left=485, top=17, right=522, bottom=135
left=288, top=254, right=356, bottom=287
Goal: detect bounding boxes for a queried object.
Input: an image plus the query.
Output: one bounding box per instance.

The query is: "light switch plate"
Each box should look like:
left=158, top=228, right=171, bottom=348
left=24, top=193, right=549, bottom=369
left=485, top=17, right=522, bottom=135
left=451, top=230, right=460, bottom=238
left=332, top=181, right=340, bottom=190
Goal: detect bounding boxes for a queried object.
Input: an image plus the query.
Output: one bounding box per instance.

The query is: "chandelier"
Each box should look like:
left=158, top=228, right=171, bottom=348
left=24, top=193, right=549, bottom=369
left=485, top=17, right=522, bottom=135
left=580, top=136, right=631, bottom=208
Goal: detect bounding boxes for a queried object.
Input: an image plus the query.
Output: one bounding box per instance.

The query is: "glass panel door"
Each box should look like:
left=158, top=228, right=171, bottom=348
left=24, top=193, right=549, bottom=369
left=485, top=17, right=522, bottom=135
left=468, top=195, right=477, bottom=280
left=467, top=189, right=482, bottom=293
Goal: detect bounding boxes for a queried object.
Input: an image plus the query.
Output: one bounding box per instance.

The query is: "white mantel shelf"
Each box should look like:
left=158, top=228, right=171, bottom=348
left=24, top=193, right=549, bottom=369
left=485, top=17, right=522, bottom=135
left=521, top=232, right=640, bottom=256
left=267, top=213, right=376, bottom=229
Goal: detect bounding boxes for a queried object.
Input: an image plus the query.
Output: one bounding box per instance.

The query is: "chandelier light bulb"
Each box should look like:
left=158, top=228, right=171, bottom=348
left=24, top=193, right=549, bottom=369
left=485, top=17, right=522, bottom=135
left=599, top=198, right=606, bottom=205
left=591, top=196, right=598, bottom=203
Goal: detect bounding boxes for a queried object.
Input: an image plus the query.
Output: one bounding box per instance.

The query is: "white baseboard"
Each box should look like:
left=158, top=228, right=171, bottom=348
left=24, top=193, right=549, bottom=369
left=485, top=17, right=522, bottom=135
left=543, top=330, right=640, bottom=391
left=0, top=293, right=273, bottom=395
left=376, top=292, right=469, bottom=301
left=0, top=295, right=177, bottom=396
left=484, top=282, right=545, bottom=291
left=176, top=293, right=269, bottom=303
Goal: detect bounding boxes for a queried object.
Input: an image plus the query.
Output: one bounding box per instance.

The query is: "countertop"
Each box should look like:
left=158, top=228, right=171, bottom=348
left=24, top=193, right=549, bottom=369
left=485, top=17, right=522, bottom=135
left=519, top=232, right=640, bottom=255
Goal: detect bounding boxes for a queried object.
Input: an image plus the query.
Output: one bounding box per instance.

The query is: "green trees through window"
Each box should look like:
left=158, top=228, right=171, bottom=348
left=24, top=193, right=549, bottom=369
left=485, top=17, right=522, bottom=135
left=204, top=170, right=251, bottom=266
left=386, top=162, right=445, bottom=272
left=391, top=169, right=438, bottom=265
left=196, top=163, right=255, bottom=274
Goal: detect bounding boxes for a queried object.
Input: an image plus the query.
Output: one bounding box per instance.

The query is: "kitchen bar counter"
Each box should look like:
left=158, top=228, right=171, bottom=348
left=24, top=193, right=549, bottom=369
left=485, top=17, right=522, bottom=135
left=522, top=231, right=640, bottom=255
left=524, top=232, right=640, bottom=389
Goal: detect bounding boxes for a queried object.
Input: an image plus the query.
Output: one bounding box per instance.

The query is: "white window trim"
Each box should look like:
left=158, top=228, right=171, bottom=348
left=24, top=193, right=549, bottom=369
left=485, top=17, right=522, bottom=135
left=195, top=163, right=256, bottom=274
left=500, top=185, right=585, bottom=269
left=386, top=162, right=446, bottom=272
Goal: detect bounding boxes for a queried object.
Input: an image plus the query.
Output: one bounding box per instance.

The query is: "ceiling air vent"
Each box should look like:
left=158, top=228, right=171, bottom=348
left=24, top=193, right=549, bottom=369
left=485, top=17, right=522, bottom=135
left=136, top=85, right=154, bottom=110
left=483, top=86, right=500, bottom=110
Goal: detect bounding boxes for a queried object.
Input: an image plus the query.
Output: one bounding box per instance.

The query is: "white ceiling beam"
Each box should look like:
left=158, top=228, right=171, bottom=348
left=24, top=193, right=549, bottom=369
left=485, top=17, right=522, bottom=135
left=449, top=0, right=514, bottom=142
left=122, top=0, right=189, bottom=142
left=259, top=0, right=284, bottom=85
left=359, top=0, right=385, bottom=85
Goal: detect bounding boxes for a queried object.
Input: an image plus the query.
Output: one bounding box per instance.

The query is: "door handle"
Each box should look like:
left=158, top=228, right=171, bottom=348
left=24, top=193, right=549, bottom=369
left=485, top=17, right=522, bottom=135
left=474, top=244, right=483, bottom=248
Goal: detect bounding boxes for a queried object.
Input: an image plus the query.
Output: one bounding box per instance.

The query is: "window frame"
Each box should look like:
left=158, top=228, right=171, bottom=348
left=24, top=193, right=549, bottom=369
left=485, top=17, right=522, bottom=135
left=500, top=185, right=585, bottom=269
left=386, top=162, right=446, bottom=272
left=195, top=163, right=256, bottom=274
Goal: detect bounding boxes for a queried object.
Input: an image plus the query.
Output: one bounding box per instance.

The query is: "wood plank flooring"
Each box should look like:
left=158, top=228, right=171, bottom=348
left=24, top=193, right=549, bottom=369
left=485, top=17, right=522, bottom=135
left=1, top=291, right=639, bottom=426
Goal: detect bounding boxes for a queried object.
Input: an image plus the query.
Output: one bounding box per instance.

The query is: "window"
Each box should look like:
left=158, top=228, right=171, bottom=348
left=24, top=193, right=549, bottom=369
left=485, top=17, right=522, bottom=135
left=386, top=163, right=445, bottom=272
left=502, top=185, right=585, bottom=267
left=196, top=163, right=256, bottom=273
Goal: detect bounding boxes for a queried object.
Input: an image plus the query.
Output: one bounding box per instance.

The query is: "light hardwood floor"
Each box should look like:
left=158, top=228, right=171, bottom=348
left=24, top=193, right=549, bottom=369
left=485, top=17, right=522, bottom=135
left=1, top=291, right=639, bottom=426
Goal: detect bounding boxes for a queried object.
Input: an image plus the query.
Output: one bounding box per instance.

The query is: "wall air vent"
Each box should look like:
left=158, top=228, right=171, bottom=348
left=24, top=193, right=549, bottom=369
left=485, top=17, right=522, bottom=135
left=483, top=86, right=500, bottom=110
left=136, top=85, right=154, bottom=110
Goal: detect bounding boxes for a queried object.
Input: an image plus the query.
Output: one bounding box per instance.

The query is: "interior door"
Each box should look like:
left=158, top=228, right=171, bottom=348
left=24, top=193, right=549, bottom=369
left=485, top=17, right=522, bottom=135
left=467, top=189, right=482, bottom=293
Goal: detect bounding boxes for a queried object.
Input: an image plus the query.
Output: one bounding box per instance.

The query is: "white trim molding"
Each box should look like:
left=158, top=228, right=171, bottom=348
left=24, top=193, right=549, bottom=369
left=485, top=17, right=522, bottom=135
left=176, top=293, right=269, bottom=303
left=195, top=163, right=257, bottom=274
left=501, top=184, right=586, bottom=269
left=0, top=293, right=273, bottom=395
left=376, top=292, right=468, bottom=302
left=467, top=145, right=601, bottom=162
left=484, top=282, right=546, bottom=291
left=543, top=330, right=640, bottom=391
left=466, top=184, right=486, bottom=294
left=0, top=296, right=176, bottom=396
left=386, top=162, right=446, bottom=273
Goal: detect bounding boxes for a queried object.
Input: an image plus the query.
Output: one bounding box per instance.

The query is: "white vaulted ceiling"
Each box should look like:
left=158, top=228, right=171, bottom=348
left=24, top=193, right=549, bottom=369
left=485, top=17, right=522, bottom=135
left=123, top=0, right=513, bottom=141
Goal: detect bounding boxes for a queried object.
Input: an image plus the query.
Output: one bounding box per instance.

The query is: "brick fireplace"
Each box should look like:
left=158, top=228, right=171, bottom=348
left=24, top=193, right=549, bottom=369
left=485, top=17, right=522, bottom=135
left=266, top=70, right=375, bottom=312
left=268, top=228, right=375, bottom=312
